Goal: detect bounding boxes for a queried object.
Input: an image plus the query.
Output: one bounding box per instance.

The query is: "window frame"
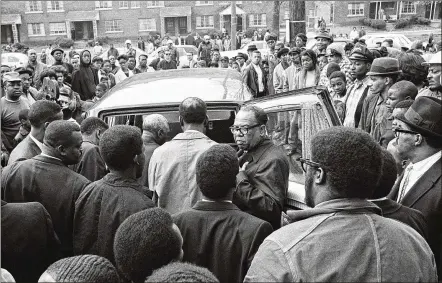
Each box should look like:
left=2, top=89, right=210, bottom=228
left=49, top=22, right=67, bottom=35
left=249, top=13, right=267, bottom=27
left=27, top=23, right=45, bottom=37
left=131, top=1, right=141, bottom=8
left=196, top=15, right=214, bottom=29
left=25, top=1, right=43, bottom=13
left=347, top=2, right=365, bottom=17
left=138, top=18, right=157, bottom=31
left=95, top=1, right=113, bottom=10
left=401, top=1, right=417, bottom=14
left=146, top=1, right=164, bottom=8
left=105, top=20, right=123, bottom=33
left=47, top=1, right=64, bottom=12
left=119, top=1, right=129, bottom=9
left=195, top=1, right=214, bottom=6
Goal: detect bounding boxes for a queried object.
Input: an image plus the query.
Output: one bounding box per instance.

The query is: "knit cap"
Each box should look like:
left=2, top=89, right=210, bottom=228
left=145, top=262, right=219, bottom=283
left=45, top=255, right=120, bottom=283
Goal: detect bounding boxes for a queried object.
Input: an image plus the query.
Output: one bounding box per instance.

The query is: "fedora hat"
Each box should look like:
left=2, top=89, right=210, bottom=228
left=247, top=44, right=257, bottom=52
left=314, top=30, right=333, bottom=42
left=396, top=96, right=442, bottom=138
left=50, top=47, right=64, bottom=56
left=277, top=47, right=289, bottom=58
left=366, top=57, right=401, bottom=76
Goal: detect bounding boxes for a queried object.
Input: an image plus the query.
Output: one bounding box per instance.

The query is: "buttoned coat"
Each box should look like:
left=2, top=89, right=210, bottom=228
left=1, top=155, right=90, bottom=256
left=388, top=160, right=442, bottom=277
left=173, top=201, right=273, bottom=283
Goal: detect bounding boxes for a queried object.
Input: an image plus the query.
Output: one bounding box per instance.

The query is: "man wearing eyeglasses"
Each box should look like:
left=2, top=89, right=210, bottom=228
left=245, top=126, right=437, bottom=282
left=231, top=105, right=289, bottom=230
left=157, top=50, right=177, bottom=71
left=388, top=96, right=442, bottom=278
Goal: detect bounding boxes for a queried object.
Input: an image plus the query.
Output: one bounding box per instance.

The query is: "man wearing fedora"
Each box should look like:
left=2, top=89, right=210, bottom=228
left=245, top=44, right=258, bottom=67
left=359, top=57, right=401, bottom=142
left=51, top=47, right=74, bottom=85
left=417, top=51, right=442, bottom=100
left=343, top=46, right=373, bottom=128
left=313, top=30, right=333, bottom=56
left=273, top=48, right=290, bottom=94
left=388, top=96, right=442, bottom=278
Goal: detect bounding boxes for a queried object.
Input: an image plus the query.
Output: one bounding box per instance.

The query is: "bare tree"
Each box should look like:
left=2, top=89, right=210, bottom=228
left=272, top=1, right=281, bottom=35
left=289, top=1, right=306, bottom=47
left=231, top=0, right=237, bottom=50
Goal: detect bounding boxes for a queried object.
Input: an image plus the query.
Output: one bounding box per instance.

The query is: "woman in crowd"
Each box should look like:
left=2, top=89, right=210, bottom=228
left=292, top=49, right=320, bottom=90
left=71, top=50, right=99, bottom=101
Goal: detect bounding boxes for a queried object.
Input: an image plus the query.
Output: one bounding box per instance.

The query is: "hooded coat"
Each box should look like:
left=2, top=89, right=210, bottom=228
left=71, top=50, right=99, bottom=101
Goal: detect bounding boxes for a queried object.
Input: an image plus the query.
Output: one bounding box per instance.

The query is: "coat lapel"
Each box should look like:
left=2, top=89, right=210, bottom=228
left=401, top=161, right=442, bottom=207
left=387, top=172, right=403, bottom=201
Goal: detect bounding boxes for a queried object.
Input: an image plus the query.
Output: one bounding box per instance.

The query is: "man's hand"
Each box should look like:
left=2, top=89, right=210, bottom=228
left=240, top=161, right=249, bottom=172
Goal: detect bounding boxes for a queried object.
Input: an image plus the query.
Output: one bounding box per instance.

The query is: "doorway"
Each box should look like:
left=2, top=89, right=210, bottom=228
left=73, top=21, right=94, bottom=40
left=237, top=15, right=243, bottom=32
left=223, top=15, right=232, bottom=35
left=1, top=25, right=13, bottom=44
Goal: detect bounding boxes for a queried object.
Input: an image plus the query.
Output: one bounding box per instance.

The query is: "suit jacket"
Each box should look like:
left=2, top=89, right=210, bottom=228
left=388, top=160, right=442, bottom=277
left=2, top=155, right=90, bottom=256
left=71, top=141, right=108, bottom=182
left=234, top=139, right=290, bottom=229
left=243, top=64, right=268, bottom=98
left=173, top=201, right=273, bottom=283
left=1, top=201, right=61, bottom=283
left=7, top=135, right=41, bottom=165
left=358, top=92, right=389, bottom=142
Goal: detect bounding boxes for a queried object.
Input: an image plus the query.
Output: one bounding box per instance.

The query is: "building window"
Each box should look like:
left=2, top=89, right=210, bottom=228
left=27, top=23, right=45, bottom=36
left=348, top=2, right=364, bottom=16
left=47, top=1, right=64, bottom=11
left=49, top=22, right=66, bottom=35
left=105, top=20, right=123, bottom=32
left=196, top=15, right=214, bottom=28
left=139, top=18, right=157, bottom=31
left=119, top=1, right=128, bottom=8
left=95, top=1, right=112, bottom=9
left=26, top=1, right=43, bottom=12
left=249, top=13, right=266, bottom=26
left=401, top=1, right=416, bottom=14
left=131, top=1, right=140, bottom=8
left=219, top=1, right=242, bottom=4
left=195, top=1, right=213, bottom=6
left=146, top=1, right=164, bottom=7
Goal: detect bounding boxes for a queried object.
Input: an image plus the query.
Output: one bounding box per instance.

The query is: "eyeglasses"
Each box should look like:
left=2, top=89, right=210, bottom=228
left=393, top=128, right=420, bottom=138
left=229, top=124, right=261, bottom=135
left=297, top=157, right=323, bottom=172
left=267, top=40, right=275, bottom=44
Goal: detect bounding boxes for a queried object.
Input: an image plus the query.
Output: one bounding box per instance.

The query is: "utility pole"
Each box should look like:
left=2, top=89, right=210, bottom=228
left=272, top=1, right=280, bottom=36
left=289, top=1, right=306, bottom=47
left=231, top=1, right=237, bottom=50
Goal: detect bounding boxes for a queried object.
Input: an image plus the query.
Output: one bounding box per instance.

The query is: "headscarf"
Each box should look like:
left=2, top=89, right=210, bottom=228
left=71, top=50, right=99, bottom=100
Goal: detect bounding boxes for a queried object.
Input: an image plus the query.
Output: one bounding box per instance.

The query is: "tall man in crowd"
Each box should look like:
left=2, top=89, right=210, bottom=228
left=245, top=127, right=438, bottom=282
left=8, top=100, right=62, bottom=164
left=71, top=117, right=108, bottom=182
left=74, top=125, right=155, bottom=263
left=25, top=49, right=47, bottom=89
left=197, top=35, right=212, bottom=67
left=389, top=96, right=442, bottom=277
left=2, top=121, right=90, bottom=257
left=243, top=51, right=267, bottom=98
left=149, top=97, right=217, bottom=214
left=232, top=105, right=289, bottom=229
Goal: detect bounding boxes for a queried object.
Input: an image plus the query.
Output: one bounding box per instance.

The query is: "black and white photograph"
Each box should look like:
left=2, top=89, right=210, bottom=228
left=1, top=0, right=441, bottom=282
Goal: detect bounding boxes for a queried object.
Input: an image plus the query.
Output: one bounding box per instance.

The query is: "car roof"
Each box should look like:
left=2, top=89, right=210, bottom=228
left=88, top=68, right=252, bottom=117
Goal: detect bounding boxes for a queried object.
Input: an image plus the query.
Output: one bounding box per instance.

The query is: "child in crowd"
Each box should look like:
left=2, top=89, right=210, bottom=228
left=94, top=83, right=108, bottom=102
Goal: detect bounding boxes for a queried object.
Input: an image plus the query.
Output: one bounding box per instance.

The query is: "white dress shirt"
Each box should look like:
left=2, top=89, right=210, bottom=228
left=397, top=150, right=441, bottom=202
left=252, top=63, right=264, bottom=92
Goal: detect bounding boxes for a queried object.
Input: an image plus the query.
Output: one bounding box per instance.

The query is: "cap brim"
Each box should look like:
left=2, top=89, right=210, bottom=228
left=366, top=70, right=402, bottom=76
left=348, top=54, right=370, bottom=61
left=396, top=114, right=442, bottom=138
left=422, top=62, right=441, bottom=66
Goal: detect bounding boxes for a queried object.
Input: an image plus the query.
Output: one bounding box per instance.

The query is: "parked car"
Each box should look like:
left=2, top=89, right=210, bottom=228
left=221, top=41, right=268, bottom=59
left=1, top=52, right=28, bottom=69
left=87, top=69, right=341, bottom=210
left=361, top=33, right=412, bottom=49
left=146, top=45, right=198, bottom=66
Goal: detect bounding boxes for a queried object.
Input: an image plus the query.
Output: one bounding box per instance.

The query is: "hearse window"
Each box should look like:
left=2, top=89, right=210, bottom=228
left=104, top=110, right=236, bottom=144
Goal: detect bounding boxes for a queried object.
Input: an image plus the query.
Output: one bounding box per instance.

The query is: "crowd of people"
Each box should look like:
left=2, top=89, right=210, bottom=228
left=1, top=25, right=442, bottom=283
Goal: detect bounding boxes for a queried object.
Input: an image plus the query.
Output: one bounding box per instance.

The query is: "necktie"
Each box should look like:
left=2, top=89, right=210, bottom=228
left=398, top=165, right=413, bottom=203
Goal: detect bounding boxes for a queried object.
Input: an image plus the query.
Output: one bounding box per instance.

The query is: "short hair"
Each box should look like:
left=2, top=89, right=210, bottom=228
left=326, top=63, right=341, bottom=78
left=196, top=145, right=239, bottom=199
left=139, top=54, right=148, bottom=60
left=114, top=208, right=182, bottom=283
left=100, top=125, right=143, bottom=171
left=44, top=120, right=81, bottom=148
left=295, top=33, right=307, bottom=43
left=28, top=100, right=62, bottom=127
left=39, top=69, right=57, bottom=83
left=383, top=38, right=393, bottom=46
left=300, top=49, right=318, bottom=68
left=18, top=108, right=29, bottom=121
left=329, top=71, right=346, bottom=82
left=389, top=81, right=418, bottom=101
left=344, top=42, right=355, bottom=52
left=252, top=50, right=261, bottom=55
left=50, top=65, right=67, bottom=74
left=96, top=83, right=108, bottom=91
left=117, top=54, right=129, bottom=61
left=45, top=255, right=119, bottom=283
left=92, top=56, right=103, bottom=63
left=373, top=149, right=397, bottom=199
left=142, top=114, right=169, bottom=134
left=395, top=52, right=428, bottom=86
left=80, top=117, right=108, bottom=136
left=239, top=105, right=268, bottom=125
left=394, top=99, right=414, bottom=109
left=310, top=127, right=382, bottom=199
left=179, top=97, right=207, bottom=124
left=145, top=262, right=219, bottom=283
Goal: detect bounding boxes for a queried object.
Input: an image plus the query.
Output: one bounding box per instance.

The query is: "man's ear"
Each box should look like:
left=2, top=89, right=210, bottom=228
left=57, top=145, right=66, bottom=157
left=179, top=116, right=184, bottom=127
left=415, top=134, right=423, bottom=146
left=44, top=121, right=51, bottom=130
left=315, top=168, right=326, bottom=184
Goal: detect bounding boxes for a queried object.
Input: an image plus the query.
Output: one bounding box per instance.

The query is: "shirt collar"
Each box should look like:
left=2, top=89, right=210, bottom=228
left=408, top=150, right=442, bottom=171
left=202, top=199, right=233, bottom=203
left=29, top=134, right=44, bottom=149
left=40, top=153, right=63, bottom=162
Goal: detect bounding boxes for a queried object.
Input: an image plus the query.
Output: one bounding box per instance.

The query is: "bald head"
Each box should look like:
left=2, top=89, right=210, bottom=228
left=143, top=114, right=170, bottom=145
left=390, top=81, right=418, bottom=100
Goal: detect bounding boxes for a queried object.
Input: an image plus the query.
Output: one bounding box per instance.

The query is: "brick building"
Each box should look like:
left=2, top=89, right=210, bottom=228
left=1, top=0, right=285, bottom=44
left=305, top=1, right=441, bottom=28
